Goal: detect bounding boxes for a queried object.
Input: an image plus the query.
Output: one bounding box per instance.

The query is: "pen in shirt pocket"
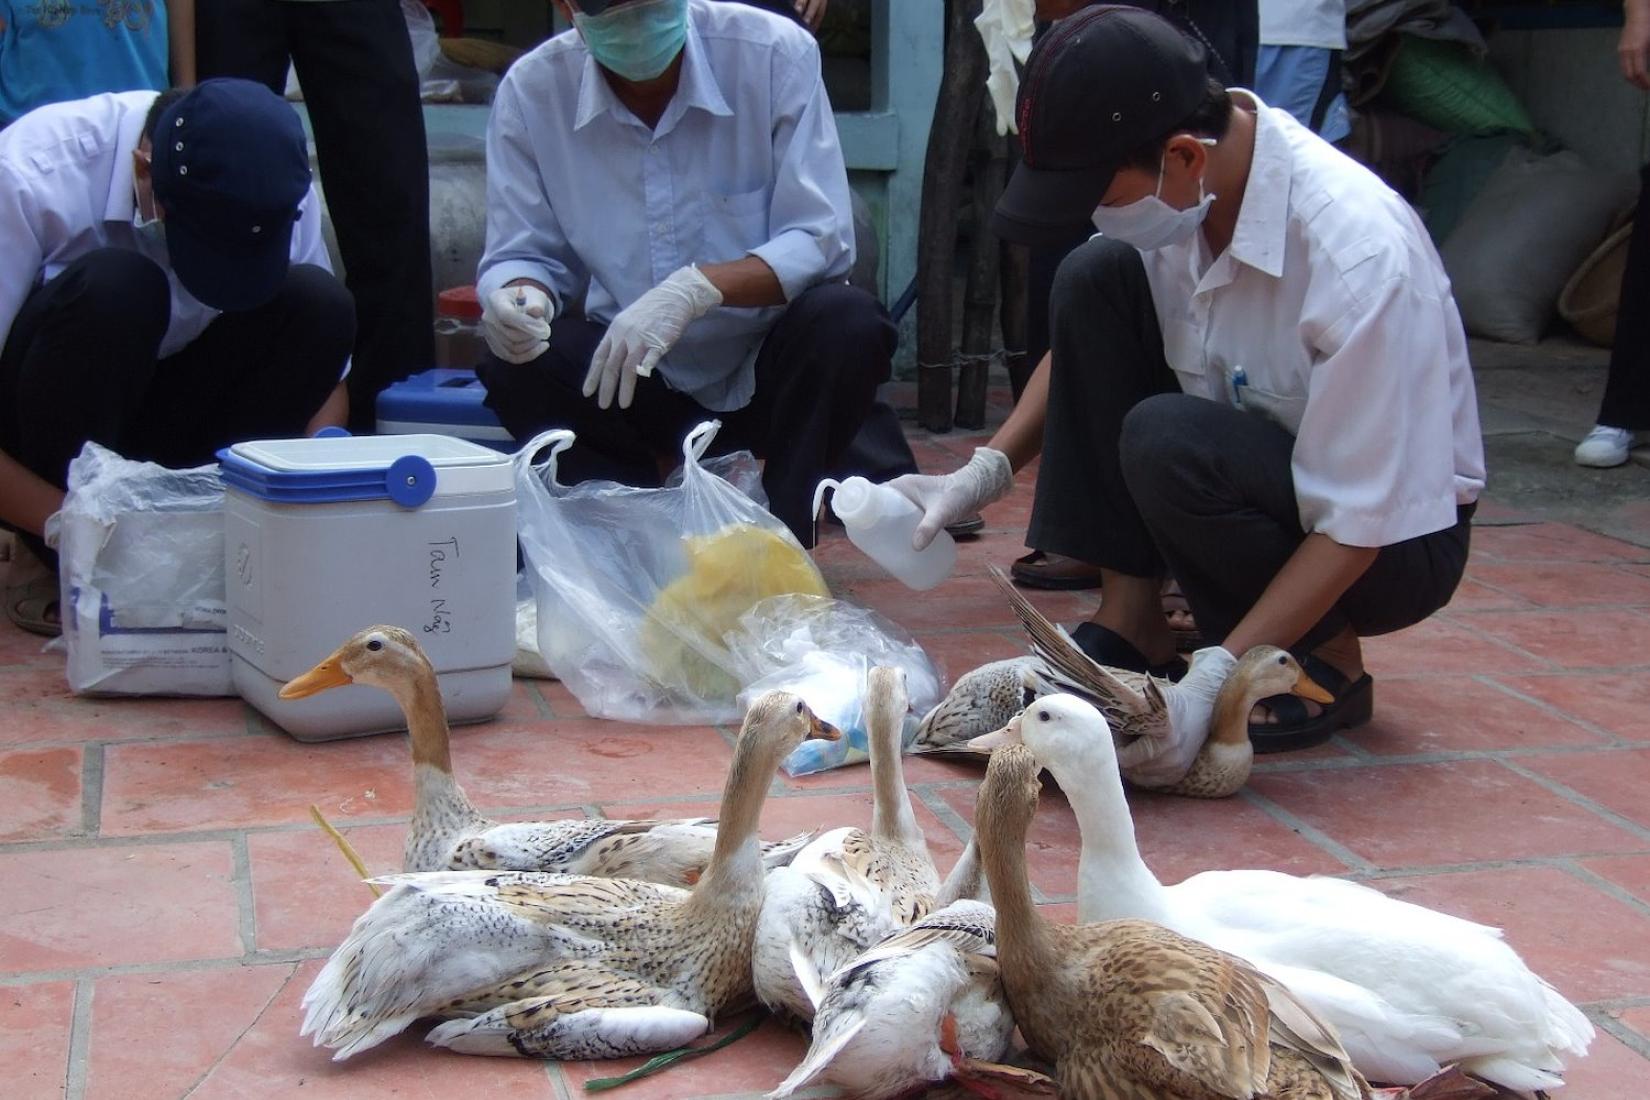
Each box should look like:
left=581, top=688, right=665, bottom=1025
left=1230, top=365, right=1247, bottom=409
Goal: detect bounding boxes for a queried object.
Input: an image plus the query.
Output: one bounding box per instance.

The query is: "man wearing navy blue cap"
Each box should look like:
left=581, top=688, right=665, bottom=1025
left=890, top=6, right=1484, bottom=781
left=0, top=78, right=352, bottom=635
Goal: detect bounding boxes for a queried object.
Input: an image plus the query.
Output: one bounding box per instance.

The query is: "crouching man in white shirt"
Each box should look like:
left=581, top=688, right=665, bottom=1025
left=891, top=7, right=1484, bottom=784
left=474, top=0, right=891, bottom=547
left=0, top=79, right=351, bottom=636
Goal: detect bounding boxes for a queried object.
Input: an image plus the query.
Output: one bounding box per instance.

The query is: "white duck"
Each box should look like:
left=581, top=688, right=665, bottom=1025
left=753, top=665, right=944, bottom=1021
left=768, top=897, right=1024, bottom=1100
left=978, top=695, right=1595, bottom=1094
left=281, top=625, right=811, bottom=880
left=300, top=690, right=838, bottom=1061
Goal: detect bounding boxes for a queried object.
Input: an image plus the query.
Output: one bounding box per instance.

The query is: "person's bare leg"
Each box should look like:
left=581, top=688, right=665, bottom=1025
left=1087, top=569, right=1178, bottom=666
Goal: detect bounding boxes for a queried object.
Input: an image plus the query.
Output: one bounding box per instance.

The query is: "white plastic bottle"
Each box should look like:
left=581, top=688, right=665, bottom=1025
left=817, top=476, right=957, bottom=590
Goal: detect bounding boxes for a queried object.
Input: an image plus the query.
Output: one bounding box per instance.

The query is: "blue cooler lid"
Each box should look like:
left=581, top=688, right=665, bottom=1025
left=219, top=434, right=513, bottom=507
left=376, top=369, right=503, bottom=428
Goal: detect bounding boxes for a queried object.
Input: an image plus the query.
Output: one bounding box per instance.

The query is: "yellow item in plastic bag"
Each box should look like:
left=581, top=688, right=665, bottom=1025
left=639, top=522, right=830, bottom=702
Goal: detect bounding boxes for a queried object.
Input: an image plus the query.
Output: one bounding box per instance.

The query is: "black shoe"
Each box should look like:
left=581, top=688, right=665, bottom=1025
left=1070, top=622, right=1188, bottom=681
left=1248, top=653, right=1374, bottom=754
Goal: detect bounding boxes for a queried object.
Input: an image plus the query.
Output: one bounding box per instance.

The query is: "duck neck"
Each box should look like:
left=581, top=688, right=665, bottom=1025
left=977, top=803, right=1057, bottom=978
left=1046, top=742, right=1169, bottom=924
left=687, top=745, right=772, bottom=909
left=1208, top=669, right=1258, bottom=747
left=394, top=669, right=485, bottom=867
left=869, top=708, right=922, bottom=849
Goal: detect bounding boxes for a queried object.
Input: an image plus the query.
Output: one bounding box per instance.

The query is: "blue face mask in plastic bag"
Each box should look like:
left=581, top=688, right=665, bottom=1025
left=574, top=0, right=690, bottom=83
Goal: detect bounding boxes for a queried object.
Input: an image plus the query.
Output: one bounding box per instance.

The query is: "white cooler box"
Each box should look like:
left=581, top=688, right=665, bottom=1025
left=220, top=434, right=517, bottom=741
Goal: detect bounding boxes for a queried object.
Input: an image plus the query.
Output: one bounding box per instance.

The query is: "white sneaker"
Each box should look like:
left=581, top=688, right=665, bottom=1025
left=1574, top=425, right=1641, bottom=468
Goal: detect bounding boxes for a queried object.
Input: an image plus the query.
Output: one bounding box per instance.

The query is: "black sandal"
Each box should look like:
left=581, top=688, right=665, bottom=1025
left=1070, top=622, right=1188, bottom=681
left=1249, top=653, right=1373, bottom=755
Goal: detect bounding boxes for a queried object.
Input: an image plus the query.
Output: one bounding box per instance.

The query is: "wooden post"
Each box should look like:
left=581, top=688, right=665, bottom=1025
left=956, top=103, right=1006, bottom=430
left=1000, top=239, right=1030, bottom=400
left=916, top=0, right=986, bottom=433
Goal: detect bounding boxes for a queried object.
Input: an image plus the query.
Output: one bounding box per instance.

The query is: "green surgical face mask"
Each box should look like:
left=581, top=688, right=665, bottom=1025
left=574, top=0, right=689, bottom=83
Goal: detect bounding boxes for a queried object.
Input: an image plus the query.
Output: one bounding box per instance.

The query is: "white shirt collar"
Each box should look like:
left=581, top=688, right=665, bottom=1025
left=102, top=93, right=152, bottom=224
left=1223, top=89, right=1292, bottom=280
left=572, top=14, right=733, bottom=135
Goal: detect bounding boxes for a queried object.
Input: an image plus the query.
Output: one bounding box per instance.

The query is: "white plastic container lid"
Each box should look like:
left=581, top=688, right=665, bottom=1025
left=223, top=434, right=513, bottom=502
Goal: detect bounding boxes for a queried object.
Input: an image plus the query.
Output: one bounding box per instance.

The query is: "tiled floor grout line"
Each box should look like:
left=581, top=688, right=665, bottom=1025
left=1349, top=854, right=1650, bottom=883
left=1495, top=757, right=1650, bottom=845
left=1250, top=740, right=1650, bottom=776
left=1473, top=674, right=1633, bottom=747
left=545, top=1060, right=575, bottom=1100
left=0, top=947, right=332, bottom=987
left=1236, top=788, right=1372, bottom=873
left=179, top=962, right=299, bottom=1100
left=912, top=784, right=974, bottom=850
left=62, top=976, right=93, bottom=1100
left=1596, top=1011, right=1650, bottom=1060
left=1432, top=609, right=1568, bottom=669
left=526, top=681, right=555, bottom=720
left=78, top=741, right=103, bottom=839
left=1556, top=860, right=1650, bottom=922
left=231, top=832, right=258, bottom=956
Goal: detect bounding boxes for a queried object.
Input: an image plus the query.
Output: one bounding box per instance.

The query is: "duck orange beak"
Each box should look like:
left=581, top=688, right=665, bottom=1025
left=808, top=712, right=842, bottom=741
left=279, top=657, right=353, bottom=699
left=1292, top=673, right=1335, bottom=705
left=966, top=714, right=1023, bottom=752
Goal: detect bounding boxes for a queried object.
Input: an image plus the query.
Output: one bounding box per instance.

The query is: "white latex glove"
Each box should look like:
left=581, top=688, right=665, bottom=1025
left=974, top=0, right=1035, bottom=135
left=1118, top=645, right=1238, bottom=788
left=886, top=446, right=1014, bottom=551
left=482, top=285, right=554, bottom=364
left=584, top=264, right=723, bottom=410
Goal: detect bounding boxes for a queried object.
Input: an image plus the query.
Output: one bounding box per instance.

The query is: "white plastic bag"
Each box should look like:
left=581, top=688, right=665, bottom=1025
left=516, top=421, right=830, bottom=723
left=729, top=594, right=943, bottom=776
left=45, top=443, right=232, bottom=696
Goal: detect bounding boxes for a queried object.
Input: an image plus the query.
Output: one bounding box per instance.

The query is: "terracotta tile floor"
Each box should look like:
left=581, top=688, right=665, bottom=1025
left=5, top=424, right=1650, bottom=1098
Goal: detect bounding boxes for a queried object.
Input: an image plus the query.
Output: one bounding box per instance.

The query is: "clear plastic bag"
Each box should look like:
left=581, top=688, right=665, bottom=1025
left=729, top=594, right=943, bottom=776
left=516, top=421, right=830, bottom=723
left=44, top=443, right=232, bottom=696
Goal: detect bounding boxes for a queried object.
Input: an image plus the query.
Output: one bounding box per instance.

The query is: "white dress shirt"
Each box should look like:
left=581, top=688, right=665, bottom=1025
left=0, top=91, right=334, bottom=361
left=478, top=0, right=855, bottom=412
left=1258, top=0, right=1347, bottom=50
left=1137, top=91, right=1484, bottom=549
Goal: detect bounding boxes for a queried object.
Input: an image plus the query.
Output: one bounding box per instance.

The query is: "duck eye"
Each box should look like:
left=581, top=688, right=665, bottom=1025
left=1038, top=709, right=1050, bottom=722
left=1276, top=654, right=1288, bottom=666
left=367, top=638, right=383, bottom=652
left=795, top=700, right=805, bottom=715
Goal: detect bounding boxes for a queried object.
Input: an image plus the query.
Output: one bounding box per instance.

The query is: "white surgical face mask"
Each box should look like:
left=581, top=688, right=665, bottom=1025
left=132, top=155, right=165, bottom=246
left=1090, top=139, right=1217, bottom=251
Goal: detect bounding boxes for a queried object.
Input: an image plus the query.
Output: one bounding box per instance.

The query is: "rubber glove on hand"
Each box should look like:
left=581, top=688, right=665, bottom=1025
left=1118, top=645, right=1237, bottom=788
left=886, top=447, right=1013, bottom=550
left=584, top=264, right=723, bottom=410
left=482, top=285, right=554, bottom=364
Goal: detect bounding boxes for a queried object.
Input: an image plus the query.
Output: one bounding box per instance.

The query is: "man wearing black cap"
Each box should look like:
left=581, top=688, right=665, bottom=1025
left=890, top=6, right=1484, bottom=783
left=0, top=78, right=353, bottom=635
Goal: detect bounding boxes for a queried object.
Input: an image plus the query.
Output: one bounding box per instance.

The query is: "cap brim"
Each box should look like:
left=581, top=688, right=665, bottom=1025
left=991, top=159, right=1118, bottom=246
left=163, top=216, right=293, bottom=313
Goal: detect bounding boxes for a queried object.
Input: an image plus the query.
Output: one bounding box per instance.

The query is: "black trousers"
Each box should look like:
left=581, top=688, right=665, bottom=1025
left=196, top=0, right=433, bottom=433
left=0, top=249, right=353, bottom=564
left=471, top=283, right=897, bottom=550
left=477, top=283, right=895, bottom=549
left=1029, top=236, right=1472, bottom=653
left=1599, top=163, right=1650, bottom=430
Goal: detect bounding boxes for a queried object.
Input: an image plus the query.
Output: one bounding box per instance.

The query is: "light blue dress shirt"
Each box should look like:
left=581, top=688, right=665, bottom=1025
left=477, top=0, right=856, bottom=412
